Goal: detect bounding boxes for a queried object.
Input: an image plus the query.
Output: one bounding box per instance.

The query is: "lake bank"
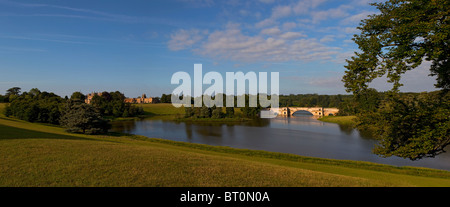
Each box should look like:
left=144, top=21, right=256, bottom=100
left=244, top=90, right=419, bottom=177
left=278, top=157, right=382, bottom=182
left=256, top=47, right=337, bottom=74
left=318, top=116, right=357, bottom=127
left=2, top=112, right=450, bottom=186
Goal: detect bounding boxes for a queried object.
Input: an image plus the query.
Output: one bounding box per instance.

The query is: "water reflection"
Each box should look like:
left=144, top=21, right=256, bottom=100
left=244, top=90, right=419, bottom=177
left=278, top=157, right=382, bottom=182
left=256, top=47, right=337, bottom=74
left=110, top=116, right=450, bottom=171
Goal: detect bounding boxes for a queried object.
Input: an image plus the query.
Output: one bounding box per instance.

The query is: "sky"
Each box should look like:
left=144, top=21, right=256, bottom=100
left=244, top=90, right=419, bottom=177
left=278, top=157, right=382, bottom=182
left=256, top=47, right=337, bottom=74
left=0, top=0, right=438, bottom=98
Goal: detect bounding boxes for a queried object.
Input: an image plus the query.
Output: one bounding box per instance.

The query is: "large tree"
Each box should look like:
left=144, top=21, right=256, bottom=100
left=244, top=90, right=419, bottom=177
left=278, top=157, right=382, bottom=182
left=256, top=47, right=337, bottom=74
left=6, top=87, right=21, bottom=96
left=343, top=0, right=449, bottom=93
left=60, top=101, right=110, bottom=134
left=343, top=0, right=450, bottom=160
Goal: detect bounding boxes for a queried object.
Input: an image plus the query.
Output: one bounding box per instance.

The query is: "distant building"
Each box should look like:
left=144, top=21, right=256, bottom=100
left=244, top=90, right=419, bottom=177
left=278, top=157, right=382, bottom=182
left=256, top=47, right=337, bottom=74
left=85, top=92, right=103, bottom=104
left=124, top=94, right=160, bottom=104
left=85, top=92, right=160, bottom=104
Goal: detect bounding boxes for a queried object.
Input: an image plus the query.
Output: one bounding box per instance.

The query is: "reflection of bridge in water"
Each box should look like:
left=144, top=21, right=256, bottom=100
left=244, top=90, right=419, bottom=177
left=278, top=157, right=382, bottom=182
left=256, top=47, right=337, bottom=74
left=269, top=107, right=339, bottom=117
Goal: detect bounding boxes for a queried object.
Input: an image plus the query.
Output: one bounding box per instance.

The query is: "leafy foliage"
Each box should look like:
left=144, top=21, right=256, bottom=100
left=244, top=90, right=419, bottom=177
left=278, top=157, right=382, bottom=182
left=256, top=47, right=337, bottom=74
left=359, top=92, right=450, bottom=160
left=86, top=91, right=144, bottom=118
left=59, top=101, right=110, bottom=134
left=4, top=88, right=63, bottom=124
left=343, top=0, right=450, bottom=160
left=279, top=94, right=351, bottom=108
left=160, top=94, right=172, bottom=103
left=343, top=0, right=449, bottom=93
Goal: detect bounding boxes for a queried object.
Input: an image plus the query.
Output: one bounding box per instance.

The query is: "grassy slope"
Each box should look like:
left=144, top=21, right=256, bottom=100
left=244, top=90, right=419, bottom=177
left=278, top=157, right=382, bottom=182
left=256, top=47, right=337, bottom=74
left=138, top=103, right=185, bottom=116
left=138, top=103, right=244, bottom=116
left=1, top=103, right=450, bottom=186
left=1, top=107, right=450, bottom=186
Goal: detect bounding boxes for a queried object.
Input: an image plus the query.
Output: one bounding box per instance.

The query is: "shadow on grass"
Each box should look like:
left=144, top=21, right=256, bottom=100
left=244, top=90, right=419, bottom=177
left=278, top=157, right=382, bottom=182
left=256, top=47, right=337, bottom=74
left=0, top=124, right=94, bottom=141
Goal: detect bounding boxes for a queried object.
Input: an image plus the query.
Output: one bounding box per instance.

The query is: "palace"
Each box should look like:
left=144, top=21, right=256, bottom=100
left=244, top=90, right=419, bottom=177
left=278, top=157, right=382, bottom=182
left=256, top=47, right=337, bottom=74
left=85, top=92, right=160, bottom=104
left=124, top=94, right=160, bottom=104
left=85, top=92, right=103, bottom=104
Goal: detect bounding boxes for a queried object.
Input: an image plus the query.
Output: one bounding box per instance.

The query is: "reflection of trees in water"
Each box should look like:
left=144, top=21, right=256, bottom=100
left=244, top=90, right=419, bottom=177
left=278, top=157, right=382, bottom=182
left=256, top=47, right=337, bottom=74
left=181, top=119, right=270, bottom=139
left=338, top=124, right=353, bottom=135
left=336, top=122, right=375, bottom=140
left=111, top=121, right=137, bottom=133
left=183, top=123, right=222, bottom=138
left=185, top=123, right=192, bottom=140
left=357, top=129, right=376, bottom=140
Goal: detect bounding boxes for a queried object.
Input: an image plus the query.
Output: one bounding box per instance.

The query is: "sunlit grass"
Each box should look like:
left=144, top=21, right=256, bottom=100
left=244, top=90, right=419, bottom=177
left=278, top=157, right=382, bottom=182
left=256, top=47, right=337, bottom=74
left=1, top=116, right=450, bottom=187
left=318, top=116, right=357, bottom=127
left=134, top=103, right=184, bottom=117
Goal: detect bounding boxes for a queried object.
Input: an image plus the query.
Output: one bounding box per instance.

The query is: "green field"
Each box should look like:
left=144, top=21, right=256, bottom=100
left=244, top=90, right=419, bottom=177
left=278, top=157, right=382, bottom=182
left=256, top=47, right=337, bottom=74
left=1, top=108, right=450, bottom=187
left=318, top=116, right=357, bottom=127
left=138, top=103, right=244, bottom=116
left=139, top=103, right=185, bottom=116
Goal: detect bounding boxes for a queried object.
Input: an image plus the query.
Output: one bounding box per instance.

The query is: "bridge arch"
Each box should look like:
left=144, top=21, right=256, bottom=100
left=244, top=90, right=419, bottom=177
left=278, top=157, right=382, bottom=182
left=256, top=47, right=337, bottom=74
left=270, top=107, right=339, bottom=117
left=292, top=110, right=314, bottom=116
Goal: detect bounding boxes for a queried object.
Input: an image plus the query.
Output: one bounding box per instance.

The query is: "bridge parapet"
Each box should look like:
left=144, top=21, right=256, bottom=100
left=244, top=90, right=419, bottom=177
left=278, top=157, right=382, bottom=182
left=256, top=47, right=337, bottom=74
left=269, top=107, right=339, bottom=117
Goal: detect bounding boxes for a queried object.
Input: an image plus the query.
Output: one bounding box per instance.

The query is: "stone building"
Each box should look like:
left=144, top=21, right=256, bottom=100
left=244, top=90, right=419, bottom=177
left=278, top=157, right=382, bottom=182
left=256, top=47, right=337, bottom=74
left=85, top=92, right=160, bottom=104
left=124, top=94, right=160, bottom=104
left=85, top=92, right=103, bottom=104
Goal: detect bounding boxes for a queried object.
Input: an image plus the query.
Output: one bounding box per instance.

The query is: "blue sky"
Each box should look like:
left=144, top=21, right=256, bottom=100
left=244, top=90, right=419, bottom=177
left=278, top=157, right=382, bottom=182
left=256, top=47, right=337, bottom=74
left=0, top=0, right=438, bottom=98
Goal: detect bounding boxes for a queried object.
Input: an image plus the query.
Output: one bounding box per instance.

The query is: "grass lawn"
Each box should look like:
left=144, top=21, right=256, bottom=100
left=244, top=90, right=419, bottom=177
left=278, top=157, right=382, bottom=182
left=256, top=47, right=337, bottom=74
left=318, top=116, right=357, bottom=127
left=1, top=114, right=450, bottom=187
left=138, top=103, right=185, bottom=116
left=137, top=103, right=244, bottom=116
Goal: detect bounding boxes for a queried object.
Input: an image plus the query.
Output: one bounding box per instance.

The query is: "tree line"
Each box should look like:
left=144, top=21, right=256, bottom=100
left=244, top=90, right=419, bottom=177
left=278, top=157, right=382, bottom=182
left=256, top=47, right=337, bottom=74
left=183, top=95, right=261, bottom=119
left=2, top=88, right=144, bottom=135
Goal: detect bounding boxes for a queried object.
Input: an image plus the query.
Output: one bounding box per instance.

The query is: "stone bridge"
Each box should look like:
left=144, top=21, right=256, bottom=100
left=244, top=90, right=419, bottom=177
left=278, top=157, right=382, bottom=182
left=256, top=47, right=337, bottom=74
left=269, top=107, right=339, bottom=117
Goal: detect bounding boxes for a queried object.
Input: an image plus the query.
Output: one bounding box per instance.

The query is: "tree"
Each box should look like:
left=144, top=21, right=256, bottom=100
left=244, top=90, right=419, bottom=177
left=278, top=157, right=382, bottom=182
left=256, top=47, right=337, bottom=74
left=354, top=88, right=381, bottom=113
left=6, top=87, right=21, bottom=96
left=70, top=92, right=86, bottom=101
left=225, top=107, right=235, bottom=118
left=343, top=0, right=449, bottom=93
left=60, top=101, right=110, bottom=134
left=361, top=92, right=450, bottom=160
left=29, top=88, right=41, bottom=97
left=4, top=89, right=63, bottom=124
left=160, top=94, right=172, bottom=103
left=199, top=105, right=212, bottom=118
left=211, top=106, right=224, bottom=119
left=184, top=106, right=194, bottom=118
left=343, top=0, right=450, bottom=160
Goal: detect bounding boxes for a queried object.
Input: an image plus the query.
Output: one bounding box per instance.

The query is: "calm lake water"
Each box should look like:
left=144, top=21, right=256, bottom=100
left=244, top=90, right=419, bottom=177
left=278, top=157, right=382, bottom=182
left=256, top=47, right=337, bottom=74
left=111, top=114, right=450, bottom=171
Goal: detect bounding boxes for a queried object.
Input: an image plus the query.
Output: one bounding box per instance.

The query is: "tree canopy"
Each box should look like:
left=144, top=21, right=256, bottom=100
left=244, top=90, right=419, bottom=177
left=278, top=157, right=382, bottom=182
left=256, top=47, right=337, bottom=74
left=343, top=0, right=449, bottom=93
left=343, top=0, right=450, bottom=160
left=60, top=101, right=110, bottom=135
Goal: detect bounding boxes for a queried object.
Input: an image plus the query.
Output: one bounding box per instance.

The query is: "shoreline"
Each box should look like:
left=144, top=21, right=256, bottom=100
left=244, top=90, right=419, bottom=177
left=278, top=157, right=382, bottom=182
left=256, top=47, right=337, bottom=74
left=2, top=113, right=450, bottom=186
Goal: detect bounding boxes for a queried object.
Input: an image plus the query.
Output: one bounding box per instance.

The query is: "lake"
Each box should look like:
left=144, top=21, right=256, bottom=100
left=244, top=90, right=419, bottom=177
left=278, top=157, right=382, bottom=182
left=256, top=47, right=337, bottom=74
left=110, top=115, right=450, bottom=171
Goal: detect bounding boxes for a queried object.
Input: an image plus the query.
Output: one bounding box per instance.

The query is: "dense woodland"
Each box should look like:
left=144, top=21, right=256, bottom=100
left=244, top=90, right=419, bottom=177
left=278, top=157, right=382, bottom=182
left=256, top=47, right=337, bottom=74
left=1, top=88, right=143, bottom=134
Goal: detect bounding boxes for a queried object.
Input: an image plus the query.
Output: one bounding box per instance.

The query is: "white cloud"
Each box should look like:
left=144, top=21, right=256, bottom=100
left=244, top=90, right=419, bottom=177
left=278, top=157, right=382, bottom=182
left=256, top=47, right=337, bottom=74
left=369, top=61, right=438, bottom=92
left=282, top=22, right=297, bottom=30
left=196, top=26, right=340, bottom=62
left=279, top=32, right=307, bottom=40
left=320, top=35, right=335, bottom=43
left=340, top=10, right=376, bottom=25
left=343, top=27, right=359, bottom=34
left=310, top=5, right=351, bottom=23
left=293, top=0, right=327, bottom=15
left=271, top=5, right=292, bottom=19
left=260, top=27, right=282, bottom=35
left=178, top=0, right=215, bottom=7
left=259, top=0, right=275, bottom=3
left=167, top=29, right=207, bottom=51
left=255, top=18, right=276, bottom=28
